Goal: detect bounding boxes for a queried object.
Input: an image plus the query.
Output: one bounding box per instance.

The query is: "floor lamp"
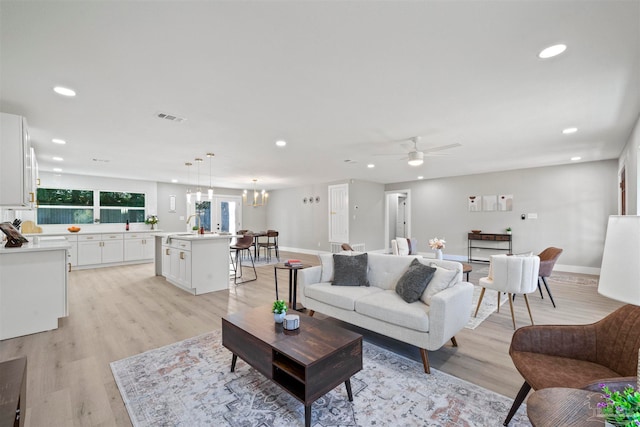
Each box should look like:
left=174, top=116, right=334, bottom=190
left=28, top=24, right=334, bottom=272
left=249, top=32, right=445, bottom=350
left=597, top=215, right=640, bottom=390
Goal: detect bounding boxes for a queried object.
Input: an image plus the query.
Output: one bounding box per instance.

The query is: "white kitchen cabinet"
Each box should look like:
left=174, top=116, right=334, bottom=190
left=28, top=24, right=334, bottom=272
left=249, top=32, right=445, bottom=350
left=61, top=235, right=78, bottom=267
left=124, top=233, right=155, bottom=262
left=160, top=235, right=233, bottom=295
left=0, top=112, right=37, bottom=208
left=77, top=233, right=123, bottom=266
left=0, top=241, right=69, bottom=340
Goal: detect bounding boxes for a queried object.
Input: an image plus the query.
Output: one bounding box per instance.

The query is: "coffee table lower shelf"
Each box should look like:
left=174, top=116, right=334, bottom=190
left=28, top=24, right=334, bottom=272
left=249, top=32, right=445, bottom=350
left=222, top=306, right=362, bottom=427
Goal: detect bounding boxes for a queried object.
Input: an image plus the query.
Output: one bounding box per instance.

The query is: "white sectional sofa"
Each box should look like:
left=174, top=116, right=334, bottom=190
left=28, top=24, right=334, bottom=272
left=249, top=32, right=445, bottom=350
left=297, top=252, right=474, bottom=374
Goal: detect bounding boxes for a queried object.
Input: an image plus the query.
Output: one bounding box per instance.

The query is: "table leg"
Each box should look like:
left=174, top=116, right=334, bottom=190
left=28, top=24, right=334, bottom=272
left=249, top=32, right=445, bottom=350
left=345, top=379, right=353, bottom=401
left=305, top=404, right=312, bottom=427
left=230, top=354, right=237, bottom=372
left=274, top=266, right=279, bottom=300
left=288, top=269, right=293, bottom=305
left=292, top=269, right=298, bottom=311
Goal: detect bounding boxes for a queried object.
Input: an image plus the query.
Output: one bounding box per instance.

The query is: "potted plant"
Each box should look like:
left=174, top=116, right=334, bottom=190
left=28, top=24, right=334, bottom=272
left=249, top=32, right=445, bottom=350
left=272, top=299, right=287, bottom=323
left=506, top=227, right=512, bottom=235
left=598, top=383, right=640, bottom=426
left=145, top=215, right=159, bottom=230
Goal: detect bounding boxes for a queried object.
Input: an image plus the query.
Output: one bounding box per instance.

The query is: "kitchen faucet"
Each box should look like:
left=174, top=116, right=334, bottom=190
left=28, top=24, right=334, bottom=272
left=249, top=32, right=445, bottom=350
left=186, top=214, right=201, bottom=231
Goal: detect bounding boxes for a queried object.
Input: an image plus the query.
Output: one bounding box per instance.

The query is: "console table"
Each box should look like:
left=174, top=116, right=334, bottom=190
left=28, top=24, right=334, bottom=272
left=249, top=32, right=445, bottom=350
left=467, top=233, right=512, bottom=262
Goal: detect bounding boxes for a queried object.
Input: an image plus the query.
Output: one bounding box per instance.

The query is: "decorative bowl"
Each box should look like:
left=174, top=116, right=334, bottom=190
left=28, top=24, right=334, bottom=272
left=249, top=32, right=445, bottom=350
left=471, top=229, right=482, bottom=234
left=68, top=226, right=81, bottom=233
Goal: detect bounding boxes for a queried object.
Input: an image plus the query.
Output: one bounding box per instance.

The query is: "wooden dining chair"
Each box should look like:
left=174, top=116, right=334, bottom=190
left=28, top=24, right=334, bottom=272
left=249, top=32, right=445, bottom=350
left=258, top=230, right=279, bottom=261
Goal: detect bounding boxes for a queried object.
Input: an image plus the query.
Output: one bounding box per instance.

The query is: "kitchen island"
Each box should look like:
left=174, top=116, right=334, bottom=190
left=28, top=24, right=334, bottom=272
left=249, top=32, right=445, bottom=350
left=0, top=237, right=70, bottom=340
left=157, top=233, right=237, bottom=295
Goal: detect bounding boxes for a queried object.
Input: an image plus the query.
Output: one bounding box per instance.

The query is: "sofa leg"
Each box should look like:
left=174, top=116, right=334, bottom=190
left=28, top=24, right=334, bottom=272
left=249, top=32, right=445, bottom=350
left=419, top=348, right=431, bottom=374
left=450, top=336, right=458, bottom=347
left=503, top=381, right=531, bottom=426
left=308, top=310, right=315, bottom=317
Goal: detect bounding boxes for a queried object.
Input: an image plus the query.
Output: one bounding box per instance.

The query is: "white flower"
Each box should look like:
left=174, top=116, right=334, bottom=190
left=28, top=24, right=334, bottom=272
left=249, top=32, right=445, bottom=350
left=428, top=237, right=446, bottom=250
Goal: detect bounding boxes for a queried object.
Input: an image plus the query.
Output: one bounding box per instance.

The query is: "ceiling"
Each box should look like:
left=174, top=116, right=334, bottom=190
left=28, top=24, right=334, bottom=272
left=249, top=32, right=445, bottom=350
left=1, top=1, right=639, bottom=191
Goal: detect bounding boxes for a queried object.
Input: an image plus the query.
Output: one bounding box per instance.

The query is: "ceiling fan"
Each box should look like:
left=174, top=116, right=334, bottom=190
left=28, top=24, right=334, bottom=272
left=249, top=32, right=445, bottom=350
left=376, top=137, right=462, bottom=167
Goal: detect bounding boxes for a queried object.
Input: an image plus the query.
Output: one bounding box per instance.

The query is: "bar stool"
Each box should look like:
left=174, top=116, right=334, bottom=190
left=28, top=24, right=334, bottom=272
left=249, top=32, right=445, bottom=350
left=230, top=234, right=257, bottom=284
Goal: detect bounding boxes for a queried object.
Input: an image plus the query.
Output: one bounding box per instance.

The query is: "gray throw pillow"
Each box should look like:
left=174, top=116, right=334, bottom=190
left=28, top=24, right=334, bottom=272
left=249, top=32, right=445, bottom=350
left=395, top=258, right=436, bottom=303
left=332, top=253, right=369, bottom=286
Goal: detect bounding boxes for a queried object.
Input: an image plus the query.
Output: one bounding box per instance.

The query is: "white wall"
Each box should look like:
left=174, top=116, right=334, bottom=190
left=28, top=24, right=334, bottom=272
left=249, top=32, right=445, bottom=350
left=349, top=179, right=385, bottom=251
left=386, top=160, right=618, bottom=272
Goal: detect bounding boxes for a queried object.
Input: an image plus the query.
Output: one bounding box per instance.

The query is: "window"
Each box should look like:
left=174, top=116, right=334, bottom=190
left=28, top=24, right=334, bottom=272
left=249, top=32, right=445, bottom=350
left=36, top=188, right=148, bottom=225
left=99, top=191, right=146, bottom=223
left=37, top=189, right=94, bottom=224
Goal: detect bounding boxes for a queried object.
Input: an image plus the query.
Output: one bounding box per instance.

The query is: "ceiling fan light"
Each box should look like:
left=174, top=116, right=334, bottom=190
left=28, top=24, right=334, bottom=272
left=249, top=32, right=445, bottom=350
left=408, top=151, right=424, bottom=166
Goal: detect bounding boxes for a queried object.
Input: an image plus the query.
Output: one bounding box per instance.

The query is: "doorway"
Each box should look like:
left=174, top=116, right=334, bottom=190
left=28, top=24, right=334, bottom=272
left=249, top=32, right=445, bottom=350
left=190, top=195, right=242, bottom=233
left=384, top=190, right=411, bottom=252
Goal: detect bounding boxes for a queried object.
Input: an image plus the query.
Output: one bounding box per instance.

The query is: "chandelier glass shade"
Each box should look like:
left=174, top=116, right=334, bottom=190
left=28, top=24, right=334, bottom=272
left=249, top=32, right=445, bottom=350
left=185, top=162, right=193, bottom=204
left=207, top=152, right=214, bottom=200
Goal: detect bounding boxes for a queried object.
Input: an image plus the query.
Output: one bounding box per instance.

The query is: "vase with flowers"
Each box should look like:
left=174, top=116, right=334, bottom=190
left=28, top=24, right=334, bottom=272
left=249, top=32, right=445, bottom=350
left=145, top=215, right=159, bottom=230
left=429, top=237, right=446, bottom=260
left=598, top=383, right=640, bottom=426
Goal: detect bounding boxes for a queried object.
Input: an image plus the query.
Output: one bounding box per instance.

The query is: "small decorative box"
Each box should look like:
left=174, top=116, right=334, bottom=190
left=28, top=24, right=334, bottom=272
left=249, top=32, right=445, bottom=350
left=283, top=314, right=300, bottom=330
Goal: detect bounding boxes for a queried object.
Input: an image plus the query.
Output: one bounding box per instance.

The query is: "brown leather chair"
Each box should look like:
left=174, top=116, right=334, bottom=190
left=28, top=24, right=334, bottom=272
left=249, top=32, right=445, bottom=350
left=230, top=234, right=257, bottom=284
left=537, top=247, right=563, bottom=308
left=503, top=304, right=640, bottom=425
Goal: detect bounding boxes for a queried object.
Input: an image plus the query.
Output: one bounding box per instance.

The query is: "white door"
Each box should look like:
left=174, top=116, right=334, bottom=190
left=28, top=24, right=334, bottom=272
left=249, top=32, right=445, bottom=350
left=328, top=184, right=349, bottom=243
left=194, top=195, right=242, bottom=233
left=396, top=195, right=407, bottom=237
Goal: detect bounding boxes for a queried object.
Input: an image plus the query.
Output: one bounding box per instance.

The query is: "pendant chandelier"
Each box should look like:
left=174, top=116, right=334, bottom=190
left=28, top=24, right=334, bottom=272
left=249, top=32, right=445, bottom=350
left=243, top=179, right=268, bottom=207
left=195, top=157, right=203, bottom=202
left=207, top=152, right=214, bottom=200
left=185, top=162, right=193, bottom=204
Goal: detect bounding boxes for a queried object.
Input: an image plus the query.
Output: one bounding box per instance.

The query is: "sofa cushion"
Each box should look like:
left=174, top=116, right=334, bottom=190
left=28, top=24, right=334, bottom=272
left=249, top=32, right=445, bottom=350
left=333, top=253, right=369, bottom=286
left=395, top=237, right=410, bottom=256
left=305, top=282, right=382, bottom=311
left=367, top=253, right=416, bottom=290
left=395, top=258, right=436, bottom=303
left=408, top=238, right=419, bottom=255
left=319, top=251, right=364, bottom=282
left=355, top=290, right=431, bottom=332
left=420, top=263, right=458, bottom=305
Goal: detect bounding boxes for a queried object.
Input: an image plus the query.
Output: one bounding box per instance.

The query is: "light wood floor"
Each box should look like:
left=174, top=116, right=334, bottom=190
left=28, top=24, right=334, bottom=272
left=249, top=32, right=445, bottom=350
left=0, top=252, right=623, bottom=427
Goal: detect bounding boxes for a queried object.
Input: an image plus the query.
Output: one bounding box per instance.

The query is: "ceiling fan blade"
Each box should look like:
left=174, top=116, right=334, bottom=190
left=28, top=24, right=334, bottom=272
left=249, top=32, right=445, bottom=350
left=422, top=142, right=462, bottom=153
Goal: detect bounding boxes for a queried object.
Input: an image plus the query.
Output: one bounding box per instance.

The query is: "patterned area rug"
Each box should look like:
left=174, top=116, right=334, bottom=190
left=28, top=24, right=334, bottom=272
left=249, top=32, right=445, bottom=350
left=466, top=284, right=507, bottom=330
left=111, top=330, right=531, bottom=426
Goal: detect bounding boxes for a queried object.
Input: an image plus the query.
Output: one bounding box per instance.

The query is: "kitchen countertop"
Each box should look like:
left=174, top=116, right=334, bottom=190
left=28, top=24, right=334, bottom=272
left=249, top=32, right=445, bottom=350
left=159, top=233, right=239, bottom=241
left=0, top=236, right=71, bottom=253
left=24, top=230, right=161, bottom=237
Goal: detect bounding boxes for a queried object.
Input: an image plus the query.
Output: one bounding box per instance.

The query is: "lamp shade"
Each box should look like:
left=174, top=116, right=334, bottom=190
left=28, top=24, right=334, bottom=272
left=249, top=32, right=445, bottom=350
left=598, top=215, right=640, bottom=305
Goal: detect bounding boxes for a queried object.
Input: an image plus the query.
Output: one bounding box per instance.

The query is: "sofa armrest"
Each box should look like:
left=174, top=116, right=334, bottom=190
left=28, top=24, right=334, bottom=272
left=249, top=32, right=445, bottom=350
left=297, top=265, right=322, bottom=306
left=509, top=323, right=598, bottom=362
left=428, top=281, right=474, bottom=349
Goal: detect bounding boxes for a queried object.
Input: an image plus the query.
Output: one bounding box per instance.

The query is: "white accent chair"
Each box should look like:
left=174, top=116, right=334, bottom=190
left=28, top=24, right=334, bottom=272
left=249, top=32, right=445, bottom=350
left=474, top=254, right=540, bottom=329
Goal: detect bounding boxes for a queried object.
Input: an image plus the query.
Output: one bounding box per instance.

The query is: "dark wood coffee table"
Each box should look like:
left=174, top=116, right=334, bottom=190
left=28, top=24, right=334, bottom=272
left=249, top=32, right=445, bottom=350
left=222, top=305, right=363, bottom=427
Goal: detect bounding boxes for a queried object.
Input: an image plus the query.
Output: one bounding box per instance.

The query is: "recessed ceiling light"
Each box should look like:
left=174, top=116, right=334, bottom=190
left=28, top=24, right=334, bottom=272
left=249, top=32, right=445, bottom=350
left=538, top=44, right=567, bottom=59
left=571, top=156, right=582, bottom=161
left=53, top=168, right=62, bottom=172
left=52, top=156, right=63, bottom=161
left=367, top=164, right=375, bottom=168
left=171, top=179, right=178, bottom=183
left=417, top=176, right=424, bottom=180
left=52, top=138, right=67, bottom=144
left=275, top=140, right=287, bottom=147
left=562, top=127, right=578, bottom=134
left=53, top=86, right=76, bottom=97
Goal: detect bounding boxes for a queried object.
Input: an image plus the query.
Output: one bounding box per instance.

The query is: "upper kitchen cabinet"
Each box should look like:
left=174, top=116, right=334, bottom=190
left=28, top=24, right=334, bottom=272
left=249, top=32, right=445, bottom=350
left=0, top=112, right=38, bottom=208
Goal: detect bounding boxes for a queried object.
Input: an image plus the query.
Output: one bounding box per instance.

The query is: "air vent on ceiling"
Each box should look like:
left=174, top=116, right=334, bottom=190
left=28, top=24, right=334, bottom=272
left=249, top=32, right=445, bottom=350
left=92, top=158, right=110, bottom=163
left=156, top=112, right=186, bottom=123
